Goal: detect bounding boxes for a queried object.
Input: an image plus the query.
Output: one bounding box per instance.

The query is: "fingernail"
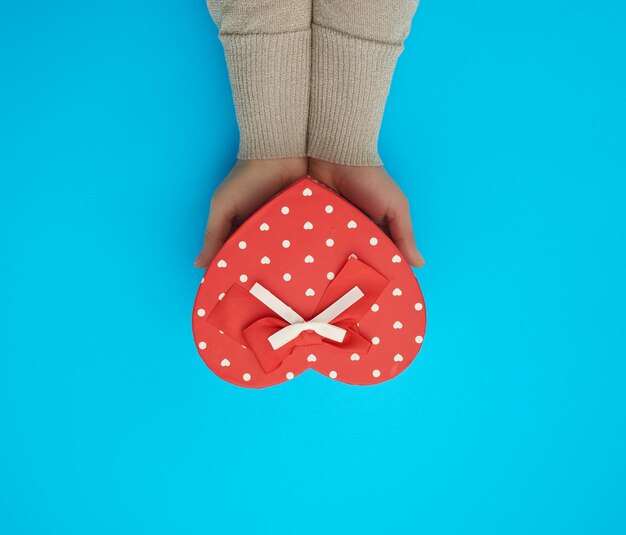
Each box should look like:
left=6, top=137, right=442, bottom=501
left=414, top=249, right=426, bottom=268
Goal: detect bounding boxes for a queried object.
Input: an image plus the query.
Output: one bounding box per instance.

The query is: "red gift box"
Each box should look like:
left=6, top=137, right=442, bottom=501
left=192, top=178, right=426, bottom=388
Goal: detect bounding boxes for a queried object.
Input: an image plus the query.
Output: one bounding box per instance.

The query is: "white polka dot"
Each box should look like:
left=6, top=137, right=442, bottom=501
left=372, top=336, right=380, bottom=345
left=238, top=241, right=247, bottom=249
left=392, top=255, right=402, bottom=263
left=242, top=373, right=251, bottom=381
left=371, top=304, right=379, bottom=312
left=218, top=292, right=225, bottom=300
left=372, top=369, right=381, bottom=378
left=304, top=255, right=314, bottom=263
left=197, top=308, right=206, bottom=317
left=303, top=221, right=314, bottom=230
left=282, top=240, right=291, bottom=248
left=325, top=238, right=334, bottom=247
left=329, top=370, right=338, bottom=379
left=392, top=288, right=403, bottom=296
left=220, top=358, right=230, bottom=367
left=347, top=220, right=357, bottom=229
left=307, top=354, right=317, bottom=362
left=305, top=288, right=315, bottom=296
left=239, top=274, right=248, bottom=283
left=281, top=206, right=289, bottom=215
left=283, top=273, right=292, bottom=281
left=217, top=259, right=227, bottom=268
left=350, top=353, right=360, bottom=361
left=415, top=335, right=424, bottom=344
left=325, top=205, right=333, bottom=213
left=286, top=372, right=295, bottom=380
left=198, top=341, right=207, bottom=350
left=415, top=302, right=424, bottom=311
left=393, top=321, right=403, bottom=329
left=327, top=272, right=335, bottom=280
left=259, top=222, right=270, bottom=231
left=302, top=187, right=313, bottom=196
left=394, top=354, right=404, bottom=362
left=261, top=256, right=271, bottom=264
left=369, top=237, right=378, bottom=246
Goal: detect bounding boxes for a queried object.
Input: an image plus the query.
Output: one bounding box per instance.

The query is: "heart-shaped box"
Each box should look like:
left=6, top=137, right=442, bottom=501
left=192, top=178, right=426, bottom=388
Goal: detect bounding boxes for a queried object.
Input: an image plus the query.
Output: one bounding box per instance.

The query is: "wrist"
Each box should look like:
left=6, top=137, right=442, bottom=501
left=237, top=157, right=308, bottom=181
left=308, top=157, right=374, bottom=181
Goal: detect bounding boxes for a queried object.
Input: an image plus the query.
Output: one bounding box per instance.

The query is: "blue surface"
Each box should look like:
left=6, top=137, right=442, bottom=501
left=1, top=1, right=625, bottom=533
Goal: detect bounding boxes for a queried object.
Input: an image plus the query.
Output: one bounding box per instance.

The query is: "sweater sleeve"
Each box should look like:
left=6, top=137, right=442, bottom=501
left=307, top=0, right=420, bottom=166
left=206, top=0, right=312, bottom=160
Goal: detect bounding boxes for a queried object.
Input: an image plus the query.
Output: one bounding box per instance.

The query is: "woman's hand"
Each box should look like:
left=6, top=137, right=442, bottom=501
left=309, top=159, right=425, bottom=268
left=194, top=158, right=307, bottom=268
left=195, top=157, right=424, bottom=269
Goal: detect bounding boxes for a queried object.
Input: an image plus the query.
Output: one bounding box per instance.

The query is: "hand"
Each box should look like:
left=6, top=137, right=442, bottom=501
left=194, top=157, right=424, bottom=269
left=308, top=158, right=425, bottom=268
left=194, top=158, right=307, bottom=268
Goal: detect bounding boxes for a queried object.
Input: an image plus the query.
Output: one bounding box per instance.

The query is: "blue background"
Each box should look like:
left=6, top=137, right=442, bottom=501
left=1, top=0, right=625, bottom=533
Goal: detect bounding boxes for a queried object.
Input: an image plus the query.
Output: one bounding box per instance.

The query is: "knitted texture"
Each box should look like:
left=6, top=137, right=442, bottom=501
left=208, top=0, right=311, bottom=159
left=207, top=0, right=311, bottom=34
left=312, top=0, right=419, bottom=44
left=220, top=31, right=310, bottom=159
left=307, top=0, right=419, bottom=165
left=207, top=0, right=419, bottom=164
left=307, top=24, right=402, bottom=166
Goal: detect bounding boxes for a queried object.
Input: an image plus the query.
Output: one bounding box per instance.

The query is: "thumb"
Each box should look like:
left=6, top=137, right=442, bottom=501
left=194, top=207, right=233, bottom=268
left=387, top=203, right=425, bottom=268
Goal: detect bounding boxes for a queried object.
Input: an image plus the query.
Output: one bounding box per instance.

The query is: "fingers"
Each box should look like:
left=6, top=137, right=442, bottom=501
left=387, top=199, right=426, bottom=268
left=194, top=205, right=233, bottom=268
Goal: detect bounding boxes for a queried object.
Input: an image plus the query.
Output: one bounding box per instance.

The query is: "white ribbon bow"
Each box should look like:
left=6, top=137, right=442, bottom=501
left=249, top=283, right=364, bottom=350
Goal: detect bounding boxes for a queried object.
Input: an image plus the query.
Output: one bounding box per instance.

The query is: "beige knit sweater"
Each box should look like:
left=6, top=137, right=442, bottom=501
left=207, top=0, right=419, bottom=166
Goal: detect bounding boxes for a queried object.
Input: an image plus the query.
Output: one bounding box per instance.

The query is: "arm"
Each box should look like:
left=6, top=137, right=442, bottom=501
left=308, top=0, right=420, bottom=166
left=195, top=1, right=312, bottom=268
left=307, top=0, right=425, bottom=267
left=207, top=0, right=312, bottom=159
left=196, top=1, right=425, bottom=268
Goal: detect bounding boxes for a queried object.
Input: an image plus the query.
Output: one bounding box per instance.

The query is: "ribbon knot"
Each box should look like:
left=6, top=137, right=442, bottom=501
left=269, top=321, right=346, bottom=348
left=207, top=257, right=388, bottom=373
left=253, top=284, right=364, bottom=349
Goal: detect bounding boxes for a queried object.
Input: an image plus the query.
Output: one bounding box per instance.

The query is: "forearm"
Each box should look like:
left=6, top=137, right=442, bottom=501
left=308, top=0, right=420, bottom=166
left=207, top=0, right=312, bottom=160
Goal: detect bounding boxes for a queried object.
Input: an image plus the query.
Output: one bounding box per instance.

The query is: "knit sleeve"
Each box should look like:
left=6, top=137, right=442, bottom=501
left=206, top=0, right=312, bottom=160
left=307, top=0, right=420, bottom=166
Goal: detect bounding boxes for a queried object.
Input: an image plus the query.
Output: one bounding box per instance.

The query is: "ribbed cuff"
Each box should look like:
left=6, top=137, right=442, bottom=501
left=220, top=30, right=311, bottom=160
left=307, top=24, right=403, bottom=166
